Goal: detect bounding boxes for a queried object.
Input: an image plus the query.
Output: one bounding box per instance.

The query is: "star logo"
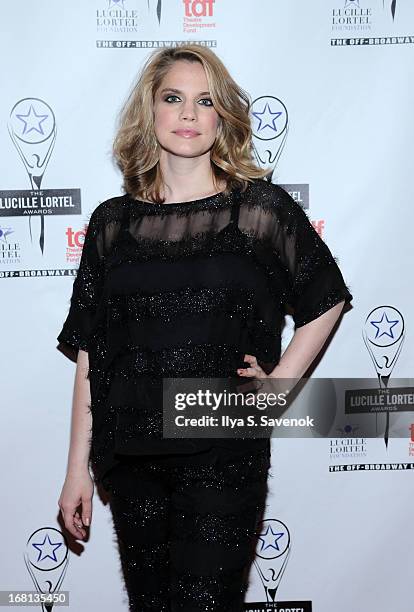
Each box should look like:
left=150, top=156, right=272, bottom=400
left=258, top=524, right=285, bottom=552
left=108, top=0, right=125, bottom=9
left=252, top=103, right=283, bottom=135
left=255, top=518, right=290, bottom=560
left=251, top=96, right=288, bottom=142
left=32, top=534, right=63, bottom=563
left=0, top=227, right=14, bottom=243
left=370, top=311, right=399, bottom=340
left=16, top=104, right=48, bottom=137
left=26, top=527, right=68, bottom=571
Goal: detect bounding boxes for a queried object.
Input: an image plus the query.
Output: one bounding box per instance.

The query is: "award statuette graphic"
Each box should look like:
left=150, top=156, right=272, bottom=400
left=24, top=527, right=69, bottom=611
left=149, top=0, right=163, bottom=24
left=383, top=0, right=397, bottom=21
left=8, top=98, right=56, bottom=254
left=109, top=0, right=163, bottom=17
left=250, top=96, right=288, bottom=183
left=362, top=305, right=405, bottom=447
left=253, top=518, right=291, bottom=604
left=0, top=226, right=14, bottom=243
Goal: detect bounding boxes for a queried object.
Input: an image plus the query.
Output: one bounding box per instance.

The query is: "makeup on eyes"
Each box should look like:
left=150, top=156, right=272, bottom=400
left=163, top=94, right=213, bottom=106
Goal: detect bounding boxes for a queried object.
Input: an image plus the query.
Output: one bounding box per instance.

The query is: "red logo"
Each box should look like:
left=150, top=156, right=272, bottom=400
left=311, top=219, right=325, bottom=237
left=66, top=226, right=86, bottom=248
left=183, top=0, right=215, bottom=18
left=66, top=225, right=87, bottom=264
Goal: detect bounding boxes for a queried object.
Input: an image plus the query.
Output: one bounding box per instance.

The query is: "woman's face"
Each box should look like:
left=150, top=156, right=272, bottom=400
left=153, top=60, right=220, bottom=159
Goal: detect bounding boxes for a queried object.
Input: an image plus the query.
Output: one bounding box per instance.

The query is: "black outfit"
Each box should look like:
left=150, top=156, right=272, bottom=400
left=104, top=446, right=271, bottom=611
left=57, top=178, right=353, bottom=610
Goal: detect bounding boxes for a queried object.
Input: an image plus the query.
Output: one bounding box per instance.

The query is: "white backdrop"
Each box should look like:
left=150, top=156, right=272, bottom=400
left=1, top=1, right=413, bottom=611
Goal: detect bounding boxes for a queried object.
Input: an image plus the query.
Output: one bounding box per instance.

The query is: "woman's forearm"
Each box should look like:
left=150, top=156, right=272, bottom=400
left=269, top=300, right=346, bottom=380
left=66, top=348, right=92, bottom=475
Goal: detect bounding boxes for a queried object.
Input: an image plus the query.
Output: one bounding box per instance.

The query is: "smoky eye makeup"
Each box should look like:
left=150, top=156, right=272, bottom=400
left=163, top=94, right=214, bottom=106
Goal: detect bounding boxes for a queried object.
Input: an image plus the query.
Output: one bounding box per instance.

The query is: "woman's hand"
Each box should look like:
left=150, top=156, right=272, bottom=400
left=237, top=354, right=271, bottom=379
left=58, top=468, right=94, bottom=540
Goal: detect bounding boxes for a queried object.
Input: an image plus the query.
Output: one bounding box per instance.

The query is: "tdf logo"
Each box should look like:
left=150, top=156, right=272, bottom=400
left=183, top=0, right=215, bottom=17
left=66, top=226, right=86, bottom=249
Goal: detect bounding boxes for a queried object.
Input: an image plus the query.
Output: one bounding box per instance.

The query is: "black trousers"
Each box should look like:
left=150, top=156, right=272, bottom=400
left=103, top=445, right=271, bottom=612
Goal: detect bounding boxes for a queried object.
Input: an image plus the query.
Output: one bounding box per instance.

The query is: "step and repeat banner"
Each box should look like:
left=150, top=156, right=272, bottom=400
left=1, top=1, right=413, bottom=611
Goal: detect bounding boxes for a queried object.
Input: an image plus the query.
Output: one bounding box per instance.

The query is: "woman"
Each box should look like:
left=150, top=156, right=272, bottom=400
left=57, top=44, right=353, bottom=611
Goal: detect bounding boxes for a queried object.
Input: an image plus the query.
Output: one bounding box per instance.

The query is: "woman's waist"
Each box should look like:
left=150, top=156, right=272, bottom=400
left=104, top=341, right=248, bottom=378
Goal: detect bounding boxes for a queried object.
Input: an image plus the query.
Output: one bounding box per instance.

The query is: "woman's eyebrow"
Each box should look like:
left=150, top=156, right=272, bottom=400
left=159, top=87, right=211, bottom=96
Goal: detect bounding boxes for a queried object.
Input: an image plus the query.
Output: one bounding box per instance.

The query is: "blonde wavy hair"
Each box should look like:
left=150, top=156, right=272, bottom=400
left=112, top=44, right=270, bottom=203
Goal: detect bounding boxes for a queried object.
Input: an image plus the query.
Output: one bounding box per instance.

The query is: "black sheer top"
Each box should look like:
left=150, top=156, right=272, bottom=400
left=57, top=179, right=353, bottom=485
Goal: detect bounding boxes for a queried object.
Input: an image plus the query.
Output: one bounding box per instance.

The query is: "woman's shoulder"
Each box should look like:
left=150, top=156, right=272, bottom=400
left=86, top=183, right=300, bottom=227
left=86, top=193, right=130, bottom=229
left=248, top=178, right=295, bottom=205
left=245, top=179, right=303, bottom=223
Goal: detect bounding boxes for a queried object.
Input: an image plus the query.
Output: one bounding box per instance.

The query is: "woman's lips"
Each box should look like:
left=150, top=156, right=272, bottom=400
left=173, top=129, right=200, bottom=138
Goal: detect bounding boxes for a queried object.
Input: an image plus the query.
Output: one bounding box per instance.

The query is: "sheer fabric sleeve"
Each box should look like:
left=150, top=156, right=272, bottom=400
left=271, top=185, right=353, bottom=328
left=57, top=207, right=105, bottom=360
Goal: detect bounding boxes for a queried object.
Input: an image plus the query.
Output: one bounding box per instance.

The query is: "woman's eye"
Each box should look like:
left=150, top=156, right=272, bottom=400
left=199, top=98, right=213, bottom=107
left=164, top=95, right=180, bottom=103
left=163, top=95, right=213, bottom=107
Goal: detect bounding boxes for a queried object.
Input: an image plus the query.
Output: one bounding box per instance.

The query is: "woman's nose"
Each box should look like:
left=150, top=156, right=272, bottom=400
left=179, top=102, right=196, bottom=120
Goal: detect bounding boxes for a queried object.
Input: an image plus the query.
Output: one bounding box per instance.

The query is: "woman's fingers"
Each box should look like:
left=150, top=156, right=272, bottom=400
left=58, top=473, right=93, bottom=541
left=74, top=510, right=83, bottom=528
left=60, top=504, right=87, bottom=540
left=244, top=354, right=257, bottom=365
left=72, top=509, right=87, bottom=539
left=81, top=497, right=92, bottom=528
left=237, top=354, right=267, bottom=378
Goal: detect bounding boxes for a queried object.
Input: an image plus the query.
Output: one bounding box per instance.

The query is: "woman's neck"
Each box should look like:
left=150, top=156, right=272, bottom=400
left=159, top=150, right=224, bottom=203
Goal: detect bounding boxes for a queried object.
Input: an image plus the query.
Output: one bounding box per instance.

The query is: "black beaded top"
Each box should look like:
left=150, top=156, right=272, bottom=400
left=57, top=178, right=353, bottom=485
